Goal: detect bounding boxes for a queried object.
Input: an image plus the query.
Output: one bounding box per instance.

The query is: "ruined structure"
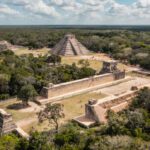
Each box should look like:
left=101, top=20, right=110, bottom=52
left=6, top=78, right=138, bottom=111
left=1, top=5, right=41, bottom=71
left=100, top=60, right=122, bottom=74
left=0, top=40, right=25, bottom=51
left=74, top=78, right=150, bottom=128
left=0, top=41, right=9, bottom=51
left=74, top=91, right=139, bottom=127
left=0, top=109, right=16, bottom=135
left=38, top=60, right=125, bottom=104
left=100, top=60, right=125, bottom=80
left=100, top=60, right=119, bottom=74
left=39, top=73, right=126, bottom=104
left=51, top=34, right=89, bottom=56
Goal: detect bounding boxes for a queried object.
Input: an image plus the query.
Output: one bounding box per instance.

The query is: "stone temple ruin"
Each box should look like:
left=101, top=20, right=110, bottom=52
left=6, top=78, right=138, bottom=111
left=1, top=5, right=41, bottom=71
left=51, top=34, right=89, bottom=56
left=38, top=60, right=126, bottom=104
left=0, top=40, right=25, bottom=51
left=100, top=60, right=125, bottom=80
left=0, top=109, right=16, bottom=135
left=0, top=41, right=9, bottom=52
left=0, top=109, right=29, bottom=138
left=100, top=60, right=119, bottom=74
left=74, top=77, right=150, bottom=128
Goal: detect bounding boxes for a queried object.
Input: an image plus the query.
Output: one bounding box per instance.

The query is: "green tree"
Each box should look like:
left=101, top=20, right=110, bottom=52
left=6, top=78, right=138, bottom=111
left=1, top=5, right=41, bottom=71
left=16, top=138, right=29, bottom=150
left=55, top=125, right=80, bottom=147
left=0, top=75, right=9, bottom=100
left=38, top=103, right=64, bottom=132
left=107, top=110, right=128, bottom=135
left=126, top=111, right=145, bottom=130
left=18, top=84, right=37, bottom=106
left=140, top=55, right=150, bottom=70
left=0, top=134, right=19, bottom=150
left=28, top=131, right=52, bottom=150
left=46, top=54, right=61, bottom=65
left=78, top=59, right=90, bottom=68
left=131, top=87, right=150, bottom=111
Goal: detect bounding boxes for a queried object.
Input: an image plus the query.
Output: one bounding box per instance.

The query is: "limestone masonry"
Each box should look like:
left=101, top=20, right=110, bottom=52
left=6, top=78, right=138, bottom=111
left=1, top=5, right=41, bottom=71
left=39, top=61, right=125, bottom=104
left=51, top=34, right=89, bottom=56
left=73, top=77, right=150, bottom=127
left=39, top=72, right=125, bottom=104
left=0, top=109, right=16, bottom=135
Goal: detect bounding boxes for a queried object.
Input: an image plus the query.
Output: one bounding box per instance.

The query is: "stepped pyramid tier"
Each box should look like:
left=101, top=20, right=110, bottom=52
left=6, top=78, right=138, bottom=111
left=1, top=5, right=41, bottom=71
left=0, top=109, right=16, bottom=135
left=51, top=34, right=90, bottom=56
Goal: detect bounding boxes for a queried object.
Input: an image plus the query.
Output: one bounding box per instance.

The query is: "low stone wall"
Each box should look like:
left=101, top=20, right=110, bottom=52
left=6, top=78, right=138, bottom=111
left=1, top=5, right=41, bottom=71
left=74, top=90, right=137, bottom=127
left=41, top=72, right=125, bottom=99
left=133, top=70, right=150, bottom=76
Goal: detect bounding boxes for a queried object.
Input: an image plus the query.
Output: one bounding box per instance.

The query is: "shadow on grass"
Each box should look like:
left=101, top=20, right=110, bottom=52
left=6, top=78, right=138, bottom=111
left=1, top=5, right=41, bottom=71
left=7, top=103, right=30, bottom=110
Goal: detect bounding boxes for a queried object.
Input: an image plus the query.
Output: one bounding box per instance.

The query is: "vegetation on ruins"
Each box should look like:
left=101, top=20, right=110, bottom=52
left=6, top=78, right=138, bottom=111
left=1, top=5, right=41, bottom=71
left=0, top=88, right=150, bottom=150
left=0, top=27, right=150, bottom=149
left=38, top=103, right=65, bottom=132
left=78, top=59, right=90, bottom=68
left=46, top=54, right=61, bottom=66
left=105, top=88, right=150, bottom=141
left=0, top=27, right=150, bottom=70
left=0, top=50, right=95, bottom=100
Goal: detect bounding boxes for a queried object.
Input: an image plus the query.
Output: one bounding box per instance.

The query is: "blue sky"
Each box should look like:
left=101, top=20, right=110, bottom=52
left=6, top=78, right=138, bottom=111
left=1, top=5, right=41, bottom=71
left=116, top=0, right=136, bottom=5
left=0, top=0, right=149, bottom=25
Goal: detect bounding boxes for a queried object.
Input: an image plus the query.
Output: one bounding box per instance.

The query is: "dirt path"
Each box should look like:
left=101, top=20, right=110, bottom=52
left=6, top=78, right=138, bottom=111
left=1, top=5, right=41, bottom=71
left=16, top=116, right=38, bottom=127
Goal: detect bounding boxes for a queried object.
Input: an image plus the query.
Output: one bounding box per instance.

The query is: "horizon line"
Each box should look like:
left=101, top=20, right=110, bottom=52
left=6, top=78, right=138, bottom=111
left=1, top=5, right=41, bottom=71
left=0, top=24, right=150, bottom=26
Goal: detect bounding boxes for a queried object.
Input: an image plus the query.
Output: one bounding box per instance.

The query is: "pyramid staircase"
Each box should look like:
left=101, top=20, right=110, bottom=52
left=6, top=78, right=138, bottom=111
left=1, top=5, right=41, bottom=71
left=51, top=34, right=89, bottom=56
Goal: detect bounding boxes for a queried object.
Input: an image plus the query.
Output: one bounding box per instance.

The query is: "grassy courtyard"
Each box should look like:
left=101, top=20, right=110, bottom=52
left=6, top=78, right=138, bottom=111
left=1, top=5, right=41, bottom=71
left=22, top=91, right=106, bottom=133
left=0, top=99, right=36, bottom=122
left=60, top=91, right=106, bottom=121
left=12, top=48, right=49, bottom=56
left=61, top=56, right=103, bottom=72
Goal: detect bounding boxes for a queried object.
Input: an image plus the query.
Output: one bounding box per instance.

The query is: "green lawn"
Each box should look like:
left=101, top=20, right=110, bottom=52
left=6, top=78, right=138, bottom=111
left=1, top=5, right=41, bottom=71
left=22, top=92, right=106, bottom=133
left=0, top=99, right=36, bottom=122
left=58, top=92, right=106, bottom=121
left=61, top=56, right=102, bottom=72
left=13, top=48, right=49, bottom=56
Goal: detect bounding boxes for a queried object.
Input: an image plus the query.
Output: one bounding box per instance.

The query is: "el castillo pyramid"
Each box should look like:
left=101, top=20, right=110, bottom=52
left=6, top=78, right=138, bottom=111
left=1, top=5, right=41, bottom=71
left=51, top=34, right=89, bottom=56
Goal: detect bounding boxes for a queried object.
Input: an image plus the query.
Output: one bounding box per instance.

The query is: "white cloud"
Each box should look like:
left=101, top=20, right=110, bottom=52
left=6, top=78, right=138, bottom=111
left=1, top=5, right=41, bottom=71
left=108, top=2, right=130, bottom=16
left=0, top=4, right=20, bottom=16
left=5, top=0, right=29, bottom=6
left=0, top=0, right=150, bottom=24
left=2, top=0, right=59, bottom=17
left=25, top=0, right=59, bottom=17
left=135, top=0, right=150, bottom=8
left=50, top=0, right=64, bottom=6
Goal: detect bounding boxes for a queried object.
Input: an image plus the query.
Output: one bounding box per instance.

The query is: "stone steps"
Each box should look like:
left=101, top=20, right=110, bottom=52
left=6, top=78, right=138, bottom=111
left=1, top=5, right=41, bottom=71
left=51, top=34, right=90, bottom=56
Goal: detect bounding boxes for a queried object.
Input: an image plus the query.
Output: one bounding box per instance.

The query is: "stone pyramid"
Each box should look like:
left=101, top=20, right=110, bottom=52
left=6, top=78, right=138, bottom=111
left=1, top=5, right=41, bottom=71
left=51, top=34, right=90, bottom=56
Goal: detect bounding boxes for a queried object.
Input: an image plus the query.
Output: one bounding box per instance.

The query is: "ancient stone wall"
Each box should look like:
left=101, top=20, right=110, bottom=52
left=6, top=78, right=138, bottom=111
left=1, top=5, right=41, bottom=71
left=0, top=109, right=16, bottom=135
left=41, top=73, right=123, bottom=99
left=85, top=90, right=137, bottom=124
left=0, top=44, right=7, bottom=51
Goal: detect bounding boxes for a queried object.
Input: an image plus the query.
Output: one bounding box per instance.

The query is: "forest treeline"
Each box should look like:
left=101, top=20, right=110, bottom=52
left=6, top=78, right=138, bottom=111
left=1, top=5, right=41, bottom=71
left=0, top=87, right=150, bottom=150
left=0, top=28, right=150, bottom=70
left=0, top=51, right=95, bottom=100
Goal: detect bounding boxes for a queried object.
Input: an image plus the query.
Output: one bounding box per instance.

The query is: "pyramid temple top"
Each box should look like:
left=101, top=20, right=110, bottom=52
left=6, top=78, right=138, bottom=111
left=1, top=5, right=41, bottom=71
left=65, top=34, right=75, bottom=39
left=52, top=33, right=89, bottom=56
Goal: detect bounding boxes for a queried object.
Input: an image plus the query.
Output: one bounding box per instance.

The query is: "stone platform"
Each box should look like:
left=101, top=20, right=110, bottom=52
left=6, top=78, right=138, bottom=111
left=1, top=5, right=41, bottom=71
left=74, top=77, right=150, bottom=127
left=0, top=109, right=16, bottom=135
